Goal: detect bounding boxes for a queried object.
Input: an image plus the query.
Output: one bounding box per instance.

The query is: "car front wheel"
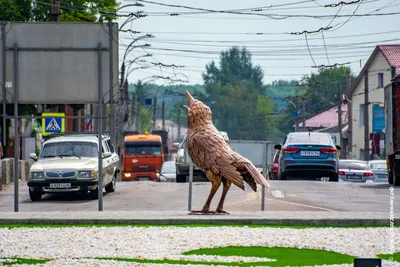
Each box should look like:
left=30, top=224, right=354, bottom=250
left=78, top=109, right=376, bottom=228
left=105, top=176, right=116, bottom=193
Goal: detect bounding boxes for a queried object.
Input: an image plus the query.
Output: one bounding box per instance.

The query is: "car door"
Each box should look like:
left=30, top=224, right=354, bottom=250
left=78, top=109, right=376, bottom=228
left=102, top=140, right=112, bottom=186
left=106, top=139, right=119, bottom=179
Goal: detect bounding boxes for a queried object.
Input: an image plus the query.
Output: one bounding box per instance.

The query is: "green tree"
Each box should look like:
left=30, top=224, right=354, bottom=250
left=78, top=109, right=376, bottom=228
left=202, top=47, right=275, bottom=140
left=301, top=66, right=356, bottom=117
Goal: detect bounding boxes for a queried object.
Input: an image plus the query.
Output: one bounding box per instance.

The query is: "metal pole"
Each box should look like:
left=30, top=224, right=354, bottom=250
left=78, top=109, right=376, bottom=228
left=108, top=22, right=114, bottom=145
left=97, top=43, right=103, bottom=211
left=188, top=158, right=193, bottom=212
left=364, top=70, right=369, bottom=160
left=2, top=22, right=6, bottom=156
left=338, top=84, right=343, bottom=159
left=13, top=43, right=19, bottom=212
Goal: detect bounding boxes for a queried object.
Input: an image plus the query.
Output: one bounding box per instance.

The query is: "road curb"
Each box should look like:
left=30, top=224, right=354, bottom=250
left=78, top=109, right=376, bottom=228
left=0, top=211, right=398, bottom=227
left=0, top=218, right=397, bottom=227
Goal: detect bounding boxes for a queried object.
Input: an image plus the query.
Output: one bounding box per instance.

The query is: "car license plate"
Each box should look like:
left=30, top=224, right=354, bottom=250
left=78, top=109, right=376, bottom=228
left=50, top=183, right=71, bottom=189
left=138, top=177, right=149, bottom=181
left=301, top=151, right=320, bottom=156
left=347, top=175, right=361, bottom=180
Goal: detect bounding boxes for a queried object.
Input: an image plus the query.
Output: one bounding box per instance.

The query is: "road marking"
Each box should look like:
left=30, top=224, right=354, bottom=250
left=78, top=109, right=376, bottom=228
left=265, top=197, right=336, bottom=212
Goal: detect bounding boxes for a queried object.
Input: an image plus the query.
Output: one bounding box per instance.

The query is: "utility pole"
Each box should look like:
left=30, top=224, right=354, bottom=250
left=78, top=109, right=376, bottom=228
left=338, top=83, right=343, bottom=159
left=51, top=1, right=60, bottom=22
left=161, top=100, right=165, bottom=130
left=364, top=70, right=369, bottom=160
left=346, top=72, right=352, bottom=159
left=131, top=92, right=136, bottom=130
left=135, top=94, right=140, bottom=132
left=152, top=96, right=157, bottom=130
left=302, top=100, right=306, bottom=131
left=177, top=108, right=181, bottom=140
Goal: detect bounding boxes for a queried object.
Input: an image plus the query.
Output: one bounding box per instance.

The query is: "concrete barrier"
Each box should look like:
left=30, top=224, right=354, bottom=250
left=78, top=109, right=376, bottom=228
left=0, top=158, right=31, bottom=190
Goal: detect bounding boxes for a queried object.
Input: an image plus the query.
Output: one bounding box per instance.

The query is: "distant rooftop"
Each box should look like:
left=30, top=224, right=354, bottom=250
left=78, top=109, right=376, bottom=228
left=295, top=104, right=348, bottom=129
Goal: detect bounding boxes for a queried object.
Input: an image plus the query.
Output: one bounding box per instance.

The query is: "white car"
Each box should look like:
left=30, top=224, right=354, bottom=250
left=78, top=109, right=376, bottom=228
left=27, top=134, right=120, bottom=201
left=338, top=160, right=374, bottom=183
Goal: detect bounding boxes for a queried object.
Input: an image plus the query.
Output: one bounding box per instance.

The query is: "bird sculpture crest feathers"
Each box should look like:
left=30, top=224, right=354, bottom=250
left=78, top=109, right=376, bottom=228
left=183, top=91, right=271, bottom=214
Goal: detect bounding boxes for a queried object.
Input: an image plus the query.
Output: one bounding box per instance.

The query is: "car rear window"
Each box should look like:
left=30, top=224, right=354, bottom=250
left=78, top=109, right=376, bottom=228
left=287, top=134, right=331, bottom=145
left=339, top=161, right=369, bottom=170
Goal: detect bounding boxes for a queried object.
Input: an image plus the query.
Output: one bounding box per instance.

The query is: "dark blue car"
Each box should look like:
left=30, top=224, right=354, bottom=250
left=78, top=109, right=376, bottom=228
left=274, top=132, right=341, bottom=181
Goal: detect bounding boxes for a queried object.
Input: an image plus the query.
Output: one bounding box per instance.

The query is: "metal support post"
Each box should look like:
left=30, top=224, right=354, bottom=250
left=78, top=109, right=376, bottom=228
left=261, top=166, right=267, bottom=211
left=97, top=43, right=103, bottom=211
left=13, top=43, right=19, bottom=212
left=2, top=22, right=6, bottom=156
left=188, top=160, right=193, bottom=212
left=108, top=22, right=114, bottom=144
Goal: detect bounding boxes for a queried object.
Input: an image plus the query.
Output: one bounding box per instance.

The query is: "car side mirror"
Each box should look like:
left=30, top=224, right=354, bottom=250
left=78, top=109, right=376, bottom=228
left=103, top=152, right=112, bottom=158
left=173, top=142, right=180, bottom=148
left=29, top=153, right=38, bottom=161
left=274, top=144, right=282, bottom=150
left=335, top=145, right=342, bottom=150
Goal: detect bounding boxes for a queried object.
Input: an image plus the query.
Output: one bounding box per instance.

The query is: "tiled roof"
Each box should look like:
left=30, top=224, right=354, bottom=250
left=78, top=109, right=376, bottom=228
left=295, top=104, right=348, bottom=128
left=378, top=45, right=400, bottom=74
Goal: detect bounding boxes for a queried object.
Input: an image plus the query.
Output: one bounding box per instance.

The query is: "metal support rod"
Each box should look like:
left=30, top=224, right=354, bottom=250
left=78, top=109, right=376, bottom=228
left=2, top=22, right=6, bottom=156
left=13, top=43, right=19, bottom=212
left=188, top=154, right=193, bottom=212
left=97, top=43, right=103, bottom=211
left=108, top=22, right=114, bottom=145
left=346, top=72, right=352, bottom=159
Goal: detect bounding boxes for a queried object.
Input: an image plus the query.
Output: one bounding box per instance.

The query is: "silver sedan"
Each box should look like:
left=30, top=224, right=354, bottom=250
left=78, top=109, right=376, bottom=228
left=338, top=160, right=374, bottom=183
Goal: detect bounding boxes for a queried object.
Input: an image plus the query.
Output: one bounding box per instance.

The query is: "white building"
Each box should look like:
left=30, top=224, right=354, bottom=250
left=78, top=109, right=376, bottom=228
left=348, top=45, right=400, bottom=160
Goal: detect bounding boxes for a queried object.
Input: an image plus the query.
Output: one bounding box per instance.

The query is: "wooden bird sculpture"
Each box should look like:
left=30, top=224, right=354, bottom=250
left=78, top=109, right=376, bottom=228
left=183, top=91, right=271, bottom=214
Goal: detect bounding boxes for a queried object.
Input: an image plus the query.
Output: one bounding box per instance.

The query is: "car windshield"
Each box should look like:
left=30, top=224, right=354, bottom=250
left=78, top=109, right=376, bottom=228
left=125, top=141, right=162, bottom=156
left=370, top=162, right=387, bottom=169
left=287, top=134, right=331, bottom=145
left=339, top=161, right=369, bottom=170
left=161, top=163, right=176, bottom=173
left=40, top=142, right=98, bottom=158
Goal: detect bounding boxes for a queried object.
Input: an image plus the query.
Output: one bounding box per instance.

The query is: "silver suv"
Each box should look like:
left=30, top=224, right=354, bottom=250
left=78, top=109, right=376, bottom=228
left=27, top=134, right=120, bottom=201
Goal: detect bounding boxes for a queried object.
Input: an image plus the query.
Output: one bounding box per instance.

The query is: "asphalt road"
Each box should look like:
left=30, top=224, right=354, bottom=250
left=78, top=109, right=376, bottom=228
left=0, top=180, right=398, bottom=213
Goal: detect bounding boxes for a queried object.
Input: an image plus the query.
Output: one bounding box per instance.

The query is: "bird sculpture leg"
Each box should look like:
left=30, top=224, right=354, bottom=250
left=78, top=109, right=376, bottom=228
left=191, top=170, right=221, bottom=214
left=215, top=177, right=231, bottom=214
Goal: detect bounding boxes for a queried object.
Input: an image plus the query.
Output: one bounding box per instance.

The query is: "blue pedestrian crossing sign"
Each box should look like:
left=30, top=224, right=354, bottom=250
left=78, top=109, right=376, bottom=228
left=42, top=112, right=65, bottom=136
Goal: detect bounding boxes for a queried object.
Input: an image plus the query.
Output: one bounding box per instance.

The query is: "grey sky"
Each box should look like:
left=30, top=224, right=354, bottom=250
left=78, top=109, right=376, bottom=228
left=117, top=0, right=400, bottom=85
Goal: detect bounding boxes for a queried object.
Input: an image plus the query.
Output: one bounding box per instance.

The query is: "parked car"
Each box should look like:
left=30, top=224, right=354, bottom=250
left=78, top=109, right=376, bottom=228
left=158, top=161, right=176, bottom=182
left=27, top=133, right=120, bottom=201
left=269, top=149, right=280, bottom=180
left=368, top=159, right=388, bottom=183
left=338, top=159, right=374, bottom=183
left=274, top=132, right=340, bottom=181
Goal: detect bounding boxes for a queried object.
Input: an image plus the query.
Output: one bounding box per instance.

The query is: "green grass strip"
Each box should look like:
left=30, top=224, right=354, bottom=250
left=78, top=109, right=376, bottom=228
left=183, top=246, right=355, bottom=266
left=0, top=258, right=50, bottom=266
left=0, top=223, right=397, bottom=229
left=377, top=252, right=400, bottom=262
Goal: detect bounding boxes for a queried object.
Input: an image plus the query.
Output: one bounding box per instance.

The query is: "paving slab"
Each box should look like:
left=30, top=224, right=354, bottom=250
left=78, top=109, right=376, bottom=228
left=0, top=211, right=398, bottom=226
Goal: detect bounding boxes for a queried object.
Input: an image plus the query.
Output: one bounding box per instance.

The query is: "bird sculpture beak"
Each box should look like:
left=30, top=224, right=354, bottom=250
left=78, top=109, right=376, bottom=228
left=183, top=105, right=190, bottom=111
left=186, top=90, right=195, bottom=106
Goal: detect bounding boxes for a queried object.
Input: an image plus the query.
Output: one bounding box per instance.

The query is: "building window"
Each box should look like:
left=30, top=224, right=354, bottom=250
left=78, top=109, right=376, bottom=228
left=359, top=104, right=364, bottom=128
left=378, top=73, right=384, bottom=88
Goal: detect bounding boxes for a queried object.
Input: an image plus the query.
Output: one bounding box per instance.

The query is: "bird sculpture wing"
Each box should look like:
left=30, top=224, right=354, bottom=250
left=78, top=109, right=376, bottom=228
left=187, top=129, right=271, bottom=191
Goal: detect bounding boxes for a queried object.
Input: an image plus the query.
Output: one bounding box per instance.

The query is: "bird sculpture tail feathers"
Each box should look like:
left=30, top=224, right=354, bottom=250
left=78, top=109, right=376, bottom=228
left=245, top=161, right=271, bottom=189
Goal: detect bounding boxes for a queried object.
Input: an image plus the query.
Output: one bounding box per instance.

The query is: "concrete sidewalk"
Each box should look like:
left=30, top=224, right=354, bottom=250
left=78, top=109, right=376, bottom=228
left=0, top=211, right=398, bottom=226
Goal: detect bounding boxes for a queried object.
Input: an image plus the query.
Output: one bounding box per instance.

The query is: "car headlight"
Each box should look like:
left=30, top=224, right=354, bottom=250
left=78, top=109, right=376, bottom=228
left=31, top=172, right=44, bottom=179
left=156, top=172, right=160, bottom=178
left=78, top=170, right=95, bottom=178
